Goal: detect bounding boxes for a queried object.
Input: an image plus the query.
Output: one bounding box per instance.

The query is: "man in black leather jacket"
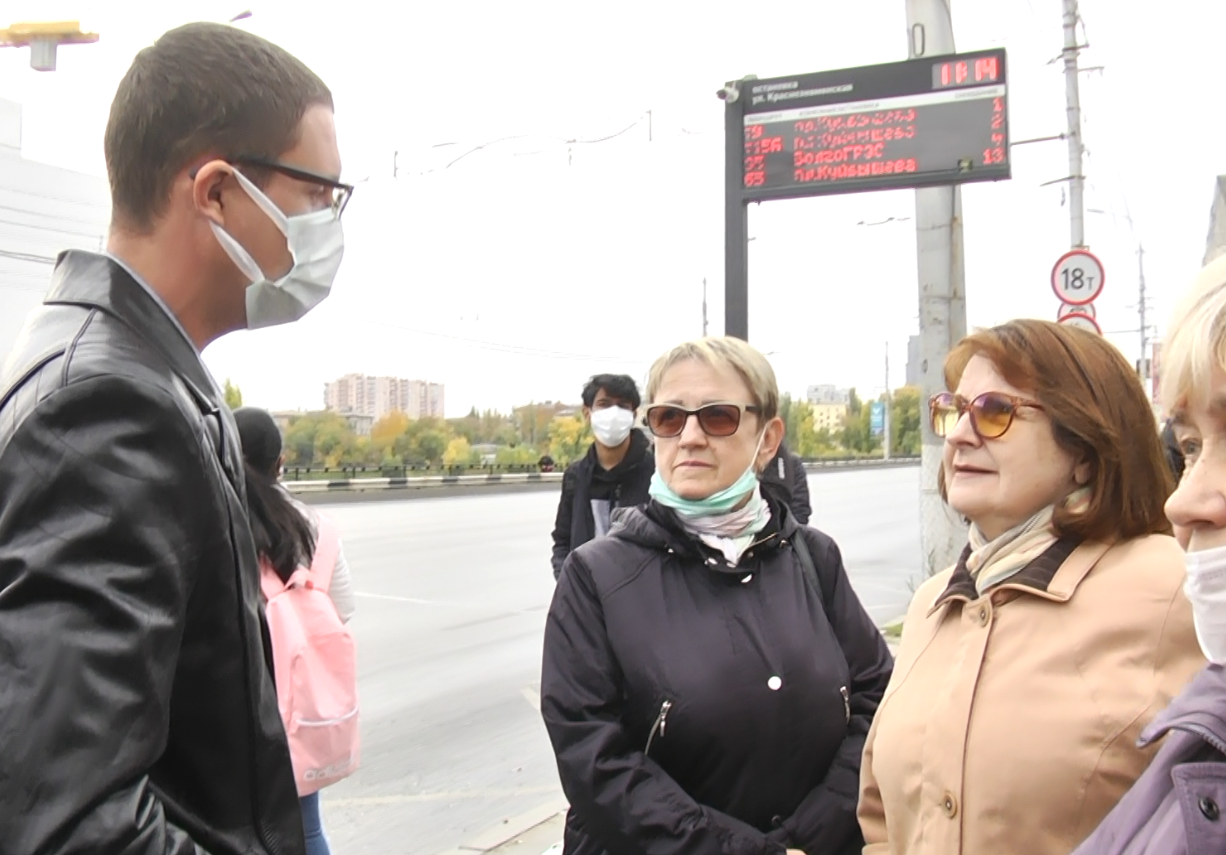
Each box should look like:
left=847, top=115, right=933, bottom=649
left=0, top=23, right=349, bottom=855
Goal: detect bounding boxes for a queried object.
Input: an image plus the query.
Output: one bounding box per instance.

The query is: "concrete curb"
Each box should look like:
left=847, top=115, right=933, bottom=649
left=431, top=797, right=568, bottom=855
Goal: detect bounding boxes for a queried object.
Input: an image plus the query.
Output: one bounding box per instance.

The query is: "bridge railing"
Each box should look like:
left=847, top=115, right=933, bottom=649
left=282, top=456, right=920, bottom=494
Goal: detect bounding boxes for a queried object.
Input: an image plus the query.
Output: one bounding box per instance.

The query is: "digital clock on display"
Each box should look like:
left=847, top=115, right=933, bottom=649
left=932, top=55, right=1001, bottom=90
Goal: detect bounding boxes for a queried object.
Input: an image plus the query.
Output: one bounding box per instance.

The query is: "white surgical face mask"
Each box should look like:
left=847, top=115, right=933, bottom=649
left=1184, top=543, right=1226, bottom=664
left=210, top=168, right=345, bottom=330
left=590, top=407, right=635, bottom=448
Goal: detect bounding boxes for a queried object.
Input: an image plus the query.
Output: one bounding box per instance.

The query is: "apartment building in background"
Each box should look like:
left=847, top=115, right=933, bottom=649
left=324, top=374, right=445, bottom=421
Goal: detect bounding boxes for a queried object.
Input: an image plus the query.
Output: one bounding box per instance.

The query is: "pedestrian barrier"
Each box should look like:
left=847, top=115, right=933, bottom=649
left=282, top=457, right=920, bottom=495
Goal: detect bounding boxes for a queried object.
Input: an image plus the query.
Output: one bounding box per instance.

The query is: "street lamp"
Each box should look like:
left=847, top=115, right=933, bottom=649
left=0, top=20, right=98, bottom=71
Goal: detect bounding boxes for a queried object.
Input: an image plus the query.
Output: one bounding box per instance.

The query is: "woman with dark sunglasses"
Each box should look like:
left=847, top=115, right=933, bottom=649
left=541, top=336, right=893, bottom=855
left=857, top=319, right=1203, bottom=855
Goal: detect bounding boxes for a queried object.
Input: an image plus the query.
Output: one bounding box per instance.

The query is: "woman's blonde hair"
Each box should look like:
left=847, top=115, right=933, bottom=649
left=645, top=337, right=780, bottom=420
left=1162, top=254, right=1226, bottom=415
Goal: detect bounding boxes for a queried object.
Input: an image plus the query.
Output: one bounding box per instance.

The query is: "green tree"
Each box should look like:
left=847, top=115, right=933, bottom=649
left=371, top=412, right=410, bottom=452
left=549, top=414, right=591, bottom=466
left=223, top=379, right=243, bottom=410
left=281, top=411, right=352, bottom=467
left=443, top=436, right=478, bottom=467
left=496, top=445, right=540, bottom=466
left=890, top=386, right=922, bottom=456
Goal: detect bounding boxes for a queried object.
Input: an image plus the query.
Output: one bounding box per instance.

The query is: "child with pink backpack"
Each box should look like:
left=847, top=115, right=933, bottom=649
left=235, top=408, right=359, bottom=855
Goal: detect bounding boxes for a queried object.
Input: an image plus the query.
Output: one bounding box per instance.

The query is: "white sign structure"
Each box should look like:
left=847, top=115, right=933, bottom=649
left=1057, top=301, right=1096, bottom=320
left=1051, top=249, right=1105, bottom=306
left=1058, top=312, right=1102, bottom=335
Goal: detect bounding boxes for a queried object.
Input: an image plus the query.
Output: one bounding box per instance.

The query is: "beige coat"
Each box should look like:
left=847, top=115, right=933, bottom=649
left=858, top=535, right=1205, bottom=855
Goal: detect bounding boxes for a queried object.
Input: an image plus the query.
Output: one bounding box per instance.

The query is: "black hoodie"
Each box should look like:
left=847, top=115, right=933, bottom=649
left=550, top=429, right=654, bottom=579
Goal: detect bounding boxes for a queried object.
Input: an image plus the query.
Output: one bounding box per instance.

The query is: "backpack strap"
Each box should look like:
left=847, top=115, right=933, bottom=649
left=308, top=512, right=341, bottom=593
left=791, top=530, right=835, bottom=613
left=259, top=555, right=287, bottom=603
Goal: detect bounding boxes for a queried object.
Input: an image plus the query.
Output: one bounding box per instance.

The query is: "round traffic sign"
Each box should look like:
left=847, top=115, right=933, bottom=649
left=1058, top=301, right=1096, bottom=320
left=1051, top=249, right=1105, bottom=306
left=1059, top=312, right=1102, bottom=335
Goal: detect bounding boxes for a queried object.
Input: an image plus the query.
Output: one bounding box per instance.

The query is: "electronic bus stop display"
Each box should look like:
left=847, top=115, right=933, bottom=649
left=735, top=49, right=1010, bottom=201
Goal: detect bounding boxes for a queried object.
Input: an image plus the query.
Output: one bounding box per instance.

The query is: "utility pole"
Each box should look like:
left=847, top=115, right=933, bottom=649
left=1062, top=0, right=1087, bottom=248
left=884, top=341, right=892, bottom=461
left=1138, top=243, right=1150, bottom=394
left=906, top=0, right=968, bottom=577
left=702, top=278, right=709, bottom=337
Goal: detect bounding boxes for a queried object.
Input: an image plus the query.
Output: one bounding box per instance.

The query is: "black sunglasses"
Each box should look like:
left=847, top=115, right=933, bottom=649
left=644, top=403, right=761, bottom=438
left=929, top=391, right=1045, bottom=440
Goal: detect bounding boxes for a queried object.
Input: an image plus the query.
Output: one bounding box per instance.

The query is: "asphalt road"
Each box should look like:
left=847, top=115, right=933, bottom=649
left=316, top=465, right=922, bottom=854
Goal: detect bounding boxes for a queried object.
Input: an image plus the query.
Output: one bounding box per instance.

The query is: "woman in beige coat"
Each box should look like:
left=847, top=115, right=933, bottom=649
left=857, top=319, right=1205, bottom=855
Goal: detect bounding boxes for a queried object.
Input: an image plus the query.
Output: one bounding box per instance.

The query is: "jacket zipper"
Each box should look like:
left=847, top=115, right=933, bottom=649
left=1173, top=722, right=1226, bottom=755
left=644, top=700, right=672, bottom=757
left=840, top=686, right=850, bottom=723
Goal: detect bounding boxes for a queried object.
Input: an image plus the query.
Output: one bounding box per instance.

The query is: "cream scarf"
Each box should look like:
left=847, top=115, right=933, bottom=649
left=967, top=487, right=1090, bottom=594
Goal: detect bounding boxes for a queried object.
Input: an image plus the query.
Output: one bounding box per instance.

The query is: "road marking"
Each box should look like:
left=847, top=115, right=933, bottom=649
left=354, top=591, right=433, bottom=605
left=521, top=686, right=541, bottom=712
left=326, top=784, right=560, bottom=807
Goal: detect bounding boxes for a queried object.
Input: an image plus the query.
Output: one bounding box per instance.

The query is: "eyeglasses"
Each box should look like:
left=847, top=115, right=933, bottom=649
left=233, top=155, right=354, bottom=219
left=929, top=391, right=1045, bottom=440
left=644, top=403, right=760, bottom=438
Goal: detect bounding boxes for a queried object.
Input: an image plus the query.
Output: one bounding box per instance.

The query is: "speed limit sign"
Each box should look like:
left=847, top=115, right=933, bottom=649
left=1051, top=249, right=1105, bottom=306
left=1057, top=301, right=1096, bottom=320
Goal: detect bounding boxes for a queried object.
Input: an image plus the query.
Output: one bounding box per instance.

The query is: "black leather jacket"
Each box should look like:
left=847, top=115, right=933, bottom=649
left=0, top=252, right=304, bottom=855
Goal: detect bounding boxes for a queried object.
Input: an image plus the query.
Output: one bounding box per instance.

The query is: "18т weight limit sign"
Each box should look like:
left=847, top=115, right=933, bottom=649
left=1051, top=250, right=1105, bottom=306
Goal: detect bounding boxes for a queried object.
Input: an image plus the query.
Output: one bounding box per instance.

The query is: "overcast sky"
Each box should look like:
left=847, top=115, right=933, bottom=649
left=2, top=0, right=1222, bottom=416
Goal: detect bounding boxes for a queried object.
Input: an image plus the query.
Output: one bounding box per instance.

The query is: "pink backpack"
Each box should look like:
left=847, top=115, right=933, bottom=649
left=260, top=513, right=360, bottom=796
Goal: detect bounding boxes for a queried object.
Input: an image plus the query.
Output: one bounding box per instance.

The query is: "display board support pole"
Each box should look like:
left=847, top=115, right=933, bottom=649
left=907, top=0, right=968, bottom=578
left=723, top=80, right=750, bottom=341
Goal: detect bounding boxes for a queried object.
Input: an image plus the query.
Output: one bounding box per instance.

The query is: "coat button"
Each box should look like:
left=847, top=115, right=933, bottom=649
left=978, top=607, right=989, bottom=626
left=1200, top=797, right=1220, bottom=821
left=771, top=815, right=784, bottom=828
left=941, top=792, right=958, bottom=818
left=767, top=676, right=782, bottom=691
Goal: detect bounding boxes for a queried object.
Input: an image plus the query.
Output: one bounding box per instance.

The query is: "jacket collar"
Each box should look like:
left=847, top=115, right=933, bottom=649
left=928, top=536, right=1100, bottom=615
left=1140, top=664, right=1226, bottom=751
left=611, top=490, right=800, bottom=573
left=44, top=250, right=221, bottom=404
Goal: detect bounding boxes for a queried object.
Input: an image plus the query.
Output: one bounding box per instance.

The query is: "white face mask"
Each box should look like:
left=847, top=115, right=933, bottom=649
left=590, top=407, right=635, bottom=448
left=1184, top=544, right=1226, bottom=664
left=210, top=168, right=345, bottom=330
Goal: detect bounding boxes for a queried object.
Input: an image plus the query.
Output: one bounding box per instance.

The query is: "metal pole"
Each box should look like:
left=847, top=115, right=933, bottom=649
left=884, top=341, right=892, bottom=461
left=702, top=277, right=709, bottom=337
left=1062, top=0, right=1086, bottom=249
left=1138, top=243, right=1149, bottom=391
left=907, top=0, right=968, bottom=579
left=724, top=82, right=749, bottom=340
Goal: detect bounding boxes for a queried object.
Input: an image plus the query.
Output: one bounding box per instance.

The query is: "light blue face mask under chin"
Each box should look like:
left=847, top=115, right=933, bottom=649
left=648, top=430, right=767, bottom=517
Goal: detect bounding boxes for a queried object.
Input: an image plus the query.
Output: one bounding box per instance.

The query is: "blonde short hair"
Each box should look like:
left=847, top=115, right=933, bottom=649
left=1162, top=254, right=1226, bottom=414
left=645, top=336, right=780, bottom=420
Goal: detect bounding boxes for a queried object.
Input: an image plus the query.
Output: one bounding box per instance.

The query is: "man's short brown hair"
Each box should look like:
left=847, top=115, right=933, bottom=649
left=104, top=22, right=333, bottom=232
left=940, top=319, right=1174, bottom=541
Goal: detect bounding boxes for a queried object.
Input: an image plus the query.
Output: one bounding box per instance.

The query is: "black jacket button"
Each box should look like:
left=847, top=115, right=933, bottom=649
left=1200, top=796, right=1220, bottom=821
left=771, top=815, right=784, bottom=828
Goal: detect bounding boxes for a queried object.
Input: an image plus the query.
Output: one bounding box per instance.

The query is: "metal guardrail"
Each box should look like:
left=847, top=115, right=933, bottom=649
left=283, top=456, right=920, bottom=495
